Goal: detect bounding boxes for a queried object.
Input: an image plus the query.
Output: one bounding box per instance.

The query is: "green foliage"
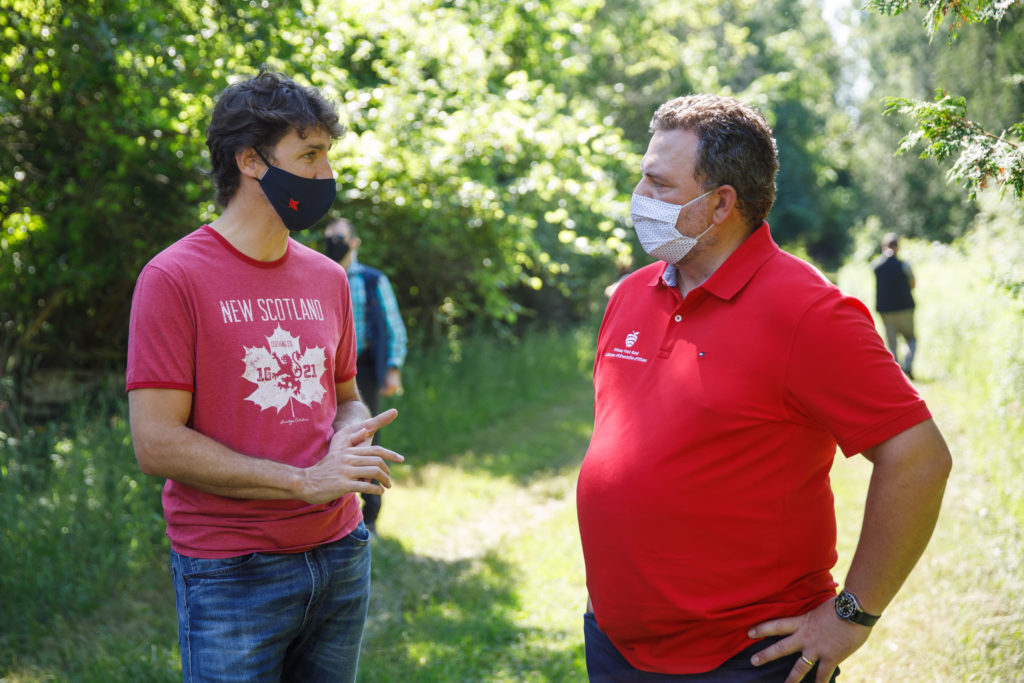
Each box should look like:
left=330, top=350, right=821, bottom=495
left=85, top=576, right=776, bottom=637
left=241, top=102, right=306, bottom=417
left=866, top=0, right=1021, bottom=40
left=0, top=0, right=328, bottom=377
left=568, top=0, right=861, bottom=263
left=0, top=387, right=167, bottom=665
left=319, top=0, right=634, bottom=335
left=884, top=91, right=1024, bottom=199
left=382, top=323, right=597, bottom=463
left=1, top=0, right=868, bottom=388
left=865, top=0, right=1024, bottom=201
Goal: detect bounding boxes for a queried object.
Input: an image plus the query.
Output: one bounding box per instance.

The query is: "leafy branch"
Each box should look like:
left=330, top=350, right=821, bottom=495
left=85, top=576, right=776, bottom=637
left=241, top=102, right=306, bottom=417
left=865, top=0, right=1023, bottom=41
left=884, top=91, right=1024, bottom=199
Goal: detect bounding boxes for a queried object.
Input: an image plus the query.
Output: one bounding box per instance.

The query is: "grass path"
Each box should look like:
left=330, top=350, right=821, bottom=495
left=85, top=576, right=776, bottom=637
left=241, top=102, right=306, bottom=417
left=358, top=388, right=593, bottom=682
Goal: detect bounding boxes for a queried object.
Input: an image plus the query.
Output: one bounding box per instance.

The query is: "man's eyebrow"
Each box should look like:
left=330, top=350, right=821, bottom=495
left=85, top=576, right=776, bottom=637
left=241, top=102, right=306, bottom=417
left=641, top=167, right=669, bottom=183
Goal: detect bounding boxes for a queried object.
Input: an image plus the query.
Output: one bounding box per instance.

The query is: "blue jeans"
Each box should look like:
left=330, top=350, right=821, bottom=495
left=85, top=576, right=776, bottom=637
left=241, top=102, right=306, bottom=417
left=584, top=612, right=840, bottom=682
left=170, top=523, right=372, bottom=682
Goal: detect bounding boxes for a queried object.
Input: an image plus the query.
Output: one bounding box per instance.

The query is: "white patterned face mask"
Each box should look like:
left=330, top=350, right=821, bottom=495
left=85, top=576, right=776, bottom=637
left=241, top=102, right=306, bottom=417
left=631, top=190, right=715, bottom=263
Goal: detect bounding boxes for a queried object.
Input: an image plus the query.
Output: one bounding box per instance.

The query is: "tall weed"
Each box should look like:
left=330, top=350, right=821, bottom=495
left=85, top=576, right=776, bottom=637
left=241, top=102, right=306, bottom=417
left=0, top=386, right=166, bottom=663
left=383, top=324, right=597, bottom=462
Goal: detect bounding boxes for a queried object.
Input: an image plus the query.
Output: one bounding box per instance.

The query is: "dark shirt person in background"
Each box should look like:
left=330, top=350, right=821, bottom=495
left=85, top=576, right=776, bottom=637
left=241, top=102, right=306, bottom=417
left=872, top=232, right=917, bottom=379
left=325, top=217, right=408, bottom=534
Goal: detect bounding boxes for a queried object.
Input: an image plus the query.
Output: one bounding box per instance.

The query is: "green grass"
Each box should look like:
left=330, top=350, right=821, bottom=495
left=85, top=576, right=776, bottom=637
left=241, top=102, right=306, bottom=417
left=3, top=229, right=1023, bottom=680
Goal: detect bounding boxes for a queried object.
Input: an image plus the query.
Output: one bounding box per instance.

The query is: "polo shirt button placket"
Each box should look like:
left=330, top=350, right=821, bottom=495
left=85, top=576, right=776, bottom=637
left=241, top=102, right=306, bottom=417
left=658, top=311, right=685, bottom=358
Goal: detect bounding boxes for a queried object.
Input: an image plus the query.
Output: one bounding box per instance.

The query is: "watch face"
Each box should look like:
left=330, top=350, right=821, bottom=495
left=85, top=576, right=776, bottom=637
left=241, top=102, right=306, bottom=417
left=836, top=592, right=856, bottom=618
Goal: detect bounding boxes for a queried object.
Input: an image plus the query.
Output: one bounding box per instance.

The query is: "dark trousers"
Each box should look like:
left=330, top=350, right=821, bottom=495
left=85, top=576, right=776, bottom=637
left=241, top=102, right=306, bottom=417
left=355, top=355, right=381, bottom=527
left=584, top=613, right=839, bottom=682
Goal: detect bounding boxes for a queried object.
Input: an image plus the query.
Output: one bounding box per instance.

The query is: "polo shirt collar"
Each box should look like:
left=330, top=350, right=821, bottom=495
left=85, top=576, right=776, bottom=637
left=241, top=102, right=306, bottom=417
left=651, top=222, right=778, bottom=301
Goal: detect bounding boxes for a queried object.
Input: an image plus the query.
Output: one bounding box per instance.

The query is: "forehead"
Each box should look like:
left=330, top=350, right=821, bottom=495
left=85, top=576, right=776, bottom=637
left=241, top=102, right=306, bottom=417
left=273, top=125, right=331, bottom=154
left=641, top=128, right=699, bottom=182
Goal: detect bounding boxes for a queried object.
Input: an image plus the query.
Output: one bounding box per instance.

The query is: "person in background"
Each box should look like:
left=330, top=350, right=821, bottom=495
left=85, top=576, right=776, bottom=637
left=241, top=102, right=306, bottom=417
left=126, top=70, right=405, bottom=682
left=872, top=232, right=917, bottom=379
left=576, top=94, right=951, bottom=683
left=325, top=217, right=407, bottom=535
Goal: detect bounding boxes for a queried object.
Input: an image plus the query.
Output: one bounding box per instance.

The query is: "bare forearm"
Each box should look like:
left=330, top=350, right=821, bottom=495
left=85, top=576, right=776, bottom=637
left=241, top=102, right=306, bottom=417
left=135, top=422, right=306, bottom=500
left=129, top=387, right=401, bottom=505
left=844, top=420, right=951, bottom=614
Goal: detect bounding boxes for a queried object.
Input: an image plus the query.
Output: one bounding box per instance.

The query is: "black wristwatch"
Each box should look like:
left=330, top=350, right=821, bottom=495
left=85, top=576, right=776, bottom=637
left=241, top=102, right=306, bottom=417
left=834, top=590, right=880, bottom=627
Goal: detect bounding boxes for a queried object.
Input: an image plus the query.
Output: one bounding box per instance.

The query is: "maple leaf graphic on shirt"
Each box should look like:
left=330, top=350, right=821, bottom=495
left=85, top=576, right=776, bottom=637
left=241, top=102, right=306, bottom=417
left=241, top=325, right=327, bottom=413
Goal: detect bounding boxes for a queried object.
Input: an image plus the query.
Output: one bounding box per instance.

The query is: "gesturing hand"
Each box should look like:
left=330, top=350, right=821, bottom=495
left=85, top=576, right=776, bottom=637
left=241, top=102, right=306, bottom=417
left=747, top=598, right=871, bottom=683
left=299, top=409, right=405, bottom=504
left=332, top=408, right=399, bottom=449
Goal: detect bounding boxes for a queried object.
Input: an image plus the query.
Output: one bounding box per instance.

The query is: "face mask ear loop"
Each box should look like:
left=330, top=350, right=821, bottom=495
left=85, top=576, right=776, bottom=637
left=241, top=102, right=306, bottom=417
left=253, top=148, right=273, bottom=179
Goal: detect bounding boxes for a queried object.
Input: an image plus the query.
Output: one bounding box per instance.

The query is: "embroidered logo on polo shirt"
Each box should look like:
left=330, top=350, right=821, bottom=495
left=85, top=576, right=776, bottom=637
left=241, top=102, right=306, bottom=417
left=242, top=325, right=327, bottom=420
left=604, top=329, right=649, bottom=364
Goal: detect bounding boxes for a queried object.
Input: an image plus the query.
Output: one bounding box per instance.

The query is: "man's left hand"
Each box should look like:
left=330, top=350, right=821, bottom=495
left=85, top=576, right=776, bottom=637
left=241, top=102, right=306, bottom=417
left=380, top=367, right=403, bottom=397
left=747, top=598, right=871, bottom=683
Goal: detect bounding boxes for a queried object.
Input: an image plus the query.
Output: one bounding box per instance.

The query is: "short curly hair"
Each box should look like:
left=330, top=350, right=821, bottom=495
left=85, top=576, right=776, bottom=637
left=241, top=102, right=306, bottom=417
left=651, top=95, right=778, bottom=230
left=206, top=70, right=345, bottom=207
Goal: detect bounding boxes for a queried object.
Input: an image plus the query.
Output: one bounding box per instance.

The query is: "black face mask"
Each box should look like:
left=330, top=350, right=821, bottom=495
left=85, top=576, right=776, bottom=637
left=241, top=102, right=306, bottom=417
left=325, top=234, right=351, bottom=263
left=256, top=149, right=337, bottom=232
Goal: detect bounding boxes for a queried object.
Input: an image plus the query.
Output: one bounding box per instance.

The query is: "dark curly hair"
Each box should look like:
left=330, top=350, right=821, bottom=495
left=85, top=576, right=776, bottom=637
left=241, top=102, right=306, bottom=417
left=205, top=70, right=345, bottom=207
left=651, top=95, right=778, bottom=230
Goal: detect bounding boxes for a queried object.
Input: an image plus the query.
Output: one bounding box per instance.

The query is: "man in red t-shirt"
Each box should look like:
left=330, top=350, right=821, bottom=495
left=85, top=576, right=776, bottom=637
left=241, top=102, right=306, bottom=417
left=576, top=94, right=952, bottom=682
left=127, top=71, right=405, bottom=682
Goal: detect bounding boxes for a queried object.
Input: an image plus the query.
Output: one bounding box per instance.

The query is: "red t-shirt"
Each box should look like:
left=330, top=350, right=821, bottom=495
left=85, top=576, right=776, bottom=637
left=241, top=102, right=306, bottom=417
left=126, top=226, right=359, bottom=559
left=576, top=224, right=930, bottom=673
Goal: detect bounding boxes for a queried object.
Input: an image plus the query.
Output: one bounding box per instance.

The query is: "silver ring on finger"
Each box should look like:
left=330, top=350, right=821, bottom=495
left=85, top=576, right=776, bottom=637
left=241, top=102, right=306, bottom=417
left=800, top=655, right=816, bottom=667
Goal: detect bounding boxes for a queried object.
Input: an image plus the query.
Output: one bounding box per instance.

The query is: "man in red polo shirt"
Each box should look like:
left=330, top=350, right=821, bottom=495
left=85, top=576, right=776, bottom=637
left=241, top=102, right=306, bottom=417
left=576, top=94, right=952, bottom=683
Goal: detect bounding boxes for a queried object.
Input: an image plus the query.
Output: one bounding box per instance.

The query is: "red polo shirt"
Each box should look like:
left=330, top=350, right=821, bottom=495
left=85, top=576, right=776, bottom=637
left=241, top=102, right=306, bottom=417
left=576, top=223, right=930, bottom=673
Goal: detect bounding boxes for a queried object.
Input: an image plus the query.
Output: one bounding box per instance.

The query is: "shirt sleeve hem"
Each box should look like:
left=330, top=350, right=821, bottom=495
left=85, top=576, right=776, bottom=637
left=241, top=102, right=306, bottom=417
left=838, top=404, right=932, bottom=457
left=125, top=380, right=194, bottom=393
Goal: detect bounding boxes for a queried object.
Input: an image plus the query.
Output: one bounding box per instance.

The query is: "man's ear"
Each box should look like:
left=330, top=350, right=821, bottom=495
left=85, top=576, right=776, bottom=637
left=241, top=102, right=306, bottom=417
left=711, top=184, right=737, bottom=223
left=236, top=147, right=265, bottom=180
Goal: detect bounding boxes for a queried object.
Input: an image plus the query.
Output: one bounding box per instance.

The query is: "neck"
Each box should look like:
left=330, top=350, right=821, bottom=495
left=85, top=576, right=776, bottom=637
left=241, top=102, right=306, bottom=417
left=674, top=220, right=755, bottom=297
left=209, top=192, right=291, bottom=262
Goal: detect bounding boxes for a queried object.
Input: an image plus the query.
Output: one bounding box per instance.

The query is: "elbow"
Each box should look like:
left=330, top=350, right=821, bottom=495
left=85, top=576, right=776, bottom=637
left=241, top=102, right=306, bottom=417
left=935, top=443, right=953, bottom=482
left=918, top=434, right=953, bottom=493
left=133, top=442, right=162, bottom=477
left=130, top=429, right=169, bottom=478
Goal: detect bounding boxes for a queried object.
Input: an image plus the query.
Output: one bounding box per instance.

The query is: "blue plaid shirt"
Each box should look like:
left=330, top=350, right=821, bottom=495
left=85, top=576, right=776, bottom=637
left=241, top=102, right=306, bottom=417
left=347, top=255, right=407, bottom=369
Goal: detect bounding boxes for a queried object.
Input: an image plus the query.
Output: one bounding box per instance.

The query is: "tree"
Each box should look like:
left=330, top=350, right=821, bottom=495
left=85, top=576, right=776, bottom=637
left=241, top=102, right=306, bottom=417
left=0, top=0, right=329, bottom=378
left=867, top=0, right=1024, bottom=200
left=0, top=0, right=867, bottom=395
left=570, top=0, right=861, bottom=264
